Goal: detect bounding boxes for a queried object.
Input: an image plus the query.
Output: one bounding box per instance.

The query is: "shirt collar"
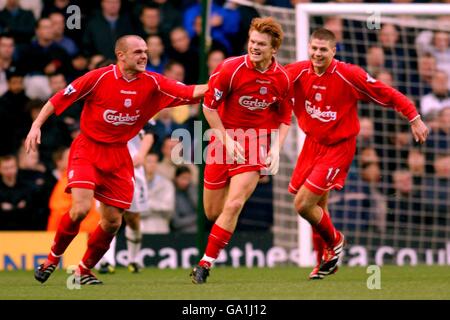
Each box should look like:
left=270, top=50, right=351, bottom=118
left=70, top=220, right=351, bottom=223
left=114, top=64, right=143, bottom=81
left=244, top=54, right=278, bottom=73
left=308, top=59, right=338, bottom=75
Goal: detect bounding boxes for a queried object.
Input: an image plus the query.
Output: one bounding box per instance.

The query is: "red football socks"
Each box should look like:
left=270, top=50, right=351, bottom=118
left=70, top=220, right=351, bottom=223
left=81, top=225, right=115, bottom=269
left=48, top=212, right=81, bottom=264
left=314, top=208, right=339, bottom=247
left=199, top=223, right=233, bottom=268
left=312, top=226, right=326, bottom=265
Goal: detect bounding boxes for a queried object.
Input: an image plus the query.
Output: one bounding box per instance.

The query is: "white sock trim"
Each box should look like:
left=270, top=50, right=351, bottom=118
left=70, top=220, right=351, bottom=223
left=201, top=255, right=216, bottom=264
left=50, top=251, right=62, bottom=258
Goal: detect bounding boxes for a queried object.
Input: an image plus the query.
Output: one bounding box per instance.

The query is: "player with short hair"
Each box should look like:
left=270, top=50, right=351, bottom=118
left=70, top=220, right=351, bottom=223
left=284, top=28, right=429, bottom=279
left=190, top=17, right=292, bottom=284
left=26, top=35, right=207, bottom=285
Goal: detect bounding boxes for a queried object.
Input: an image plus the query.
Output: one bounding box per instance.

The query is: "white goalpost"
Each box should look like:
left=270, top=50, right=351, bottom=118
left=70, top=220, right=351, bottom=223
left=229, top=0, right=450, bottom=267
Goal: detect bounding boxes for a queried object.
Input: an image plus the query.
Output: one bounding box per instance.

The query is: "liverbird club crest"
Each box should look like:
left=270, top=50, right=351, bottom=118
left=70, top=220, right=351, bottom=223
left=124, top=98, right=132, bottom=108
left=260, top=87, right=267, bottom=95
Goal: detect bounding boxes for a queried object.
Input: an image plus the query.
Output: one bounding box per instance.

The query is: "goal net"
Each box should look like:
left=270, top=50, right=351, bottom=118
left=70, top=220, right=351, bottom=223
left=230, top=1, right=450, bottom=266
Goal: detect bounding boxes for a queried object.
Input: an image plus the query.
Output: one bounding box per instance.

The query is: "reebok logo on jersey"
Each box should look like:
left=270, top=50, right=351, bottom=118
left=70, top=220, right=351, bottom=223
left=63, top=84, right=76, bottom=96
left=120, top=90, right=137, bottom=95
left=103, top=109, right=141, bottom=126
left=238, top=96, right=276, bottom=111
left=305, top=100, right=337, bottom=122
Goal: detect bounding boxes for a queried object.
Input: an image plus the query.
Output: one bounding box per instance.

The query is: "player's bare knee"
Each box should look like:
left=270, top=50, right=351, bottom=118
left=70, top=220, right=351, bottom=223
left=224, top=198, right=245, bottom=215
left=294, top=197, right=313, bottom=217
left=204, top=204, right=221, bottom=221
left=101, top=219, right=122, bottom=233
left=69, top=202, right=91, bottom=221
left=204, top=210, right=220, bottom=222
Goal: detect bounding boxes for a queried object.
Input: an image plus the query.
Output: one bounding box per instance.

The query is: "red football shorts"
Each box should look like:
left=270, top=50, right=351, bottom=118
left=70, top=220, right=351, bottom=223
left=66, top=134, right=134, bottom=209
left=288, top=136, right=356, bottom=195
left=203, top=133, right=270, bottom=190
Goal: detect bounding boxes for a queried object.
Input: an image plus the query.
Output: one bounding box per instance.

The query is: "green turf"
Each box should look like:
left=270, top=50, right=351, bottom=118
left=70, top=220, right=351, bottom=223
left=0, top=266, right=449, bottom=300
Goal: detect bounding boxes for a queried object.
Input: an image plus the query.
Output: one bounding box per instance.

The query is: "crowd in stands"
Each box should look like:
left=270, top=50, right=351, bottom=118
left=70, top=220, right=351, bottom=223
left=0, top=0, right=449, bottom=236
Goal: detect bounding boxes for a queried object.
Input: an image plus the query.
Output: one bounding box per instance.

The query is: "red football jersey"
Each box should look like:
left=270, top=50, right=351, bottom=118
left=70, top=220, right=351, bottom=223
left=50, top=64, right=196, bottom=144
left=285, top=59, right=420, bottom=145
left=203, top=55, right=291, bottom=131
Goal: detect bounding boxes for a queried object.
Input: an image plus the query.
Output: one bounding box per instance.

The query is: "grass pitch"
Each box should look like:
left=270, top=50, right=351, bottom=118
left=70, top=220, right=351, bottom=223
left=0, top=266, right=449, bottom=300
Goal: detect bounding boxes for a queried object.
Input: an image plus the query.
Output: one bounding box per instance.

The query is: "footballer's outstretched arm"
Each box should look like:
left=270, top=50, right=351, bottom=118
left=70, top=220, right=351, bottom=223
left=25, top=101, right=55, bottom=153
left=193, top=84, right=208, bottom=99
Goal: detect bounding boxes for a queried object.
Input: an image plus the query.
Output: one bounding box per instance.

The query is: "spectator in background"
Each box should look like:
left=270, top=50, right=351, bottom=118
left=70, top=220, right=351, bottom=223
left=47, top=146, right=101, bottom=233
left=359, top=155, right=387, bottom=233
left=407, top=148, right=426, bottom=186
left=377, top=23, right=408, bottom=89
left=70, top=53, right=89, bottom=79
left=136, top=4, right=165, bottom=46
left=416, top=29, right=450, bottom=88
left=0, top=155, right=35, bottom=230
left=420, top=70, right=450, bottom=123
left=22, top=18, right=72, bottom=100
left=207, top=49, right=225, bottom=76
left=140, top=151, right=175, bottom=234
left=153, top=108, right=185, bottom=145
left=156, top=136, right=198, bottom=182
left=51, top=146, right=69, bottom=180
left=387, top=169, right=423, bottom=226
left=365, top=46, right=385, bottom=77
left=0, top=34, right=22, bottom=96
left=425, top=107, right=450, bottom=170
left=82, top=0, right=134, bottom=60
left=0, top=70, right=31, bottom=156
left=0, top=0, right=36, bottom=44
left=41, top=0, right=85, bottom=56
left=374, top=69, right=394, bottom=87
left=227, top=0, right=261, bottom=55
left=151, top=0, right=183, bottom=40
left=357, top=117, right=375, bottom=147
left=183, top=0, right=240, bottom=55
left=410, top=53, right=437, bottom=97
left=49, top=12, right=79, bottom=57
left=17, top=144, right=54, bottom=229
left=168, top=27, right=199, bottom=84
left=190, top=15, right=229, bottom=56
left=26, top=99, right=72, bottom=168
left=162, top=61, right=191, bottom=125
left=87, top=54, right=106, bottom=71
left=171, top=165, right=197, bottom=233
left=41, top=0, right=72, bottom=17
left=163, top=59, right=185, bottom=82
left=48, top=72, right=82, bottom=127
left=424, top=154, right=450, bottom=226
left=145, top=34, right=168, bottom=74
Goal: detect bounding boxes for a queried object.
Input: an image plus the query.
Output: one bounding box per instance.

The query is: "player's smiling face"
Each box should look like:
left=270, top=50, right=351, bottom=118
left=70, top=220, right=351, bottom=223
left=308, top=38, right=336, bottom=74
left=248, top=30, right=276, bottom=70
